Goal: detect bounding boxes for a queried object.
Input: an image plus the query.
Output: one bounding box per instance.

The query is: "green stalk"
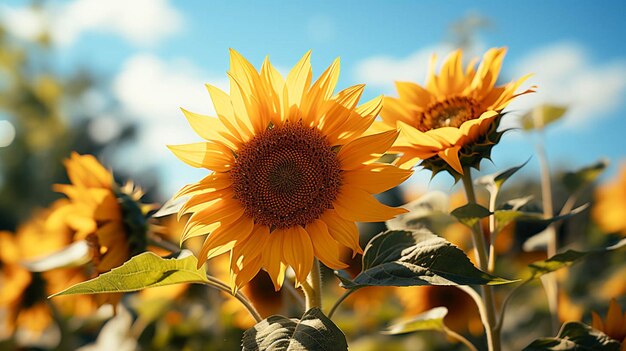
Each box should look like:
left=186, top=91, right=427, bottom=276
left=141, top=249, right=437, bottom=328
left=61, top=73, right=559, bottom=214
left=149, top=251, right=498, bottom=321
left=536, top=134, right=560, bottom=333
left=461, top=167, right=500, bottom=351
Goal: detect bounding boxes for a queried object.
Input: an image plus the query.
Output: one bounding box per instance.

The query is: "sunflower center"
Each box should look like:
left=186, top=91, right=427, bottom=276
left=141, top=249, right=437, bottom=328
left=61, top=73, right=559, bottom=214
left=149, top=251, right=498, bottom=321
left=231, top=122, right=342, bottom=229
left=419, top=96, right=479, bottom=131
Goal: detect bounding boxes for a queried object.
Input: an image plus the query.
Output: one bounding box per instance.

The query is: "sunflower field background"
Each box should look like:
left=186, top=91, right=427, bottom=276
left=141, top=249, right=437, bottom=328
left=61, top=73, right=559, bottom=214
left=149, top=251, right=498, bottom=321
left=0, top=1, right=625, bottom=351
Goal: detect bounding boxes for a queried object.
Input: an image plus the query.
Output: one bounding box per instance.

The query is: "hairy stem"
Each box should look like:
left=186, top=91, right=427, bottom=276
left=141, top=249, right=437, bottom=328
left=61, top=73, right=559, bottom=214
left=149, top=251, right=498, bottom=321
left=303, top=259, right=323, bottom=310
left=461, top=167, right=500, bottom=351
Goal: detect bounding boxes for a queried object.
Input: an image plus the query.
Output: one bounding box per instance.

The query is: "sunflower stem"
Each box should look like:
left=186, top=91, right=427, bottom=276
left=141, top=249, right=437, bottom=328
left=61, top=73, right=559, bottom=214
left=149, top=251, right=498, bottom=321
left=328, top=288, right=360, bottom=319
left=461, top=167, right=500, bottom=351
left=303, top=259, right=323, bottom=310
left=204, top=275, right=262, bottom=322
left=443, top=326, right=479, bottom=351
left=535, top=134, right=560, bottom=334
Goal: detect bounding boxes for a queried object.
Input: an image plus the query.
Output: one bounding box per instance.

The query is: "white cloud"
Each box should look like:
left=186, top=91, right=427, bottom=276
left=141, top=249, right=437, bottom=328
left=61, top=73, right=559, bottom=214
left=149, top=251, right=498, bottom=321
left=1, top=0, right=182, bottom=46
left=112, top=54, right=228, bottom=196
left=508, top=42, right=626, bottom=129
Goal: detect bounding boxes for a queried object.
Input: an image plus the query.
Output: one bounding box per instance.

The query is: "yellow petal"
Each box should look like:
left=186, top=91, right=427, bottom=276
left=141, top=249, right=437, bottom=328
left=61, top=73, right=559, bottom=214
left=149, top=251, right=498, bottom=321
left=260, top=56, right=285, bottom=125
left=183, top=197, right=243, bottom=229
left=302, top=57, right=340, bottom=126
left=334, top=186, right=407, bottom=222
left=174, top=172, right=233, bottom=199
left=332, top=95, right=382, bottom=144
left=285, top=51, right=312, bottom=111
left=197, top=215, right=254, bottom=267
left=305, top=220, right=348, bottom=270
left=167, top=142, right=234, bottom=171
left=281, top=225, right=314, bottom=286
left=592, top=311, right=604, bottom=331
left=395, top=81, right=433, bottom=107
left=343, top=164, right=412, bottom=194
left=181, top=108, right=240, bottom=149
left=94, top=193, right=121, bottom=221
left=337, top=130, right=398, bottom=170
left=437, top=146, right=463, bottom=175
left=319, top=84, right=364, bottom=136
left=205, top=84, right=249, bottom=142
left=320, top=210, right=362, bottom=255
left=179, top=188, right=233, bottom=215
left=263, top=230, right=287, bottom=290
left=605, top=299, right=624, bottom=338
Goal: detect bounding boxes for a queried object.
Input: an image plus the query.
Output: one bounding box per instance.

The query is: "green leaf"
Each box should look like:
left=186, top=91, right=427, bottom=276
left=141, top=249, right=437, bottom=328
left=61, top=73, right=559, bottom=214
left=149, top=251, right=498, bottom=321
left=497, top=204, right=589, bottom=240
left=382, top=307, right=448, bottom=335
left=522, top=104, right=568, bottom=131
left=49, top=251, right=207, bottom=297
left=476, top=158, right=530, bottom=193
left=386, top=191, right=453, bottom=231
left=498, top=196, right=534, bottom=211
left=241, top=308, right=347, bottom=351
left=340, top=229, right=514, bottom=289
left=451, top=203, right=492, bottom=228
left=520, top=204, right=590, bottom=251
left=562, top=159, right=609, bottom=194
left=526, top=238, right=626, bottom=279
left=523, top=321, right=621, bottom=350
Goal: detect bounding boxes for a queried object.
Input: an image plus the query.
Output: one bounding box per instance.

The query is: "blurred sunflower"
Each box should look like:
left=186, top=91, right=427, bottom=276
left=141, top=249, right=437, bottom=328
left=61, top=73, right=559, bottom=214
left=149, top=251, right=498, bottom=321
left=170, top=50, right=410, bottom=290
left=0, top=206, right=72, bottom=336
left=591, top=299, right=626, bottom=350
left=593, top=163, right=626, bottom=236
left=45, top=152, right=152, bottom=305
left=377, top=48, right=533, bottom=176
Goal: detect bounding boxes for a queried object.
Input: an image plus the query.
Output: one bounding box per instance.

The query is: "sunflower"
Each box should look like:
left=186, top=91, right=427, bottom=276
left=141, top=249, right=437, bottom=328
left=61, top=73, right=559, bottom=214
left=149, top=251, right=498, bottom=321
left=593, top=163, right=626, bottom=236
left=169, top=50, right=410, bottom=291
left=45, top=152, right=151, bottom=305
left=591, top=299, right=626, bottom=350
left=0, top=206, right=70, bottom=335
left=377, top=48, right=533, bottom=176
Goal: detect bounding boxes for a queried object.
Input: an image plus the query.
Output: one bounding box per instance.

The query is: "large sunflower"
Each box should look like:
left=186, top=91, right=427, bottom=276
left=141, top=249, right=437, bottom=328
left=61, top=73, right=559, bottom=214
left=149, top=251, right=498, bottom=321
left=378, top=48, right=533, bottom=175
left=169, top=50, right=410, bottom=291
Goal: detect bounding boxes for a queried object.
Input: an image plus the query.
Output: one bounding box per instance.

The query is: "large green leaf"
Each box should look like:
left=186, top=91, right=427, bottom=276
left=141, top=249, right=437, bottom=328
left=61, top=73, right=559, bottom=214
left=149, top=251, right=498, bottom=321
left=523, top=322, right=621, bottom=350
left=49, top=251, right=207, bottom=297
left=562, top=159, right=608, bottom=194
left=382, top=307, right=448, bottom=335
left=526, top=238, right=626, bottom=279
left=521, top=104, right=568, bottom=131
left=451, top=203, right=492, bottom=228
left=340, top=229, right=514, bottom=289
left=241, top=308, right=347, bottom=351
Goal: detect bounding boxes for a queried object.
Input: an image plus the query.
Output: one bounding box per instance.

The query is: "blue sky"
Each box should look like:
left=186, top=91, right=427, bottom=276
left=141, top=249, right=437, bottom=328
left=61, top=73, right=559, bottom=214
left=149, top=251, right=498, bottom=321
left=2, top=0, right=626, bottom=197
